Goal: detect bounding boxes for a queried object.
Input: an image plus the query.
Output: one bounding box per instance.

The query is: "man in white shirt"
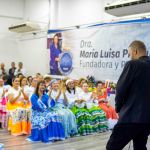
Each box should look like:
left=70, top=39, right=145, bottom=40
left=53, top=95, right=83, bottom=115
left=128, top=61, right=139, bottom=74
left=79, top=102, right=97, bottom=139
left=15, top=62, right=26, bottom=76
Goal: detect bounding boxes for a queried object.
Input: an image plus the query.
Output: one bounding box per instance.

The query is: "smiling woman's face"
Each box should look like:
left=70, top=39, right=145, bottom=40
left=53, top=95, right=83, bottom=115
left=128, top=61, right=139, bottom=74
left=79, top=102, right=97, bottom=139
left=82, top=82, right=89, bottom=92
left=13, top=78, right=20, bottom=87
left=38, top=82, right=46, bottom=93
left=52, top=82, right=59, bottom=90
left=53, top=35, right=59, bottom=45
left=67, top=81, right=75, bottom=90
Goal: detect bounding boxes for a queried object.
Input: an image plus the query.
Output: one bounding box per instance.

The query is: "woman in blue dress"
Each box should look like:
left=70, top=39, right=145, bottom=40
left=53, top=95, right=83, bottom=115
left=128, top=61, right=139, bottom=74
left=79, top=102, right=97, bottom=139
left=50, top=34, right=62, bottom=75
left=49, top=79, right=77, bottom=138
left=28, top=80, right=65, bottom=143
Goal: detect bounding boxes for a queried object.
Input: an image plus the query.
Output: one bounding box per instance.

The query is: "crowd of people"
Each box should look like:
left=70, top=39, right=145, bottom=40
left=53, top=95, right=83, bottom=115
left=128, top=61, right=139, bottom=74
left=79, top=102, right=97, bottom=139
left=0, top=62, right=118, bottom=143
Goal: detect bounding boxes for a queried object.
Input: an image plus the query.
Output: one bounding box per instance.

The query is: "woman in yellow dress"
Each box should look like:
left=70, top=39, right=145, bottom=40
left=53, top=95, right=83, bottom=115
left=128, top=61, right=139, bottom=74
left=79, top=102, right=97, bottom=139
left=7, top=77, right=31, bottom=136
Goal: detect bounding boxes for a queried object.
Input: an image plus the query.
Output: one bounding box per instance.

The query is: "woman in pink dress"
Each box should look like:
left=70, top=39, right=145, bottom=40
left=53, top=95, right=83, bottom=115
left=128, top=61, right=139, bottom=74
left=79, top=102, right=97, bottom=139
left=0, top=78, right=8, bottom=128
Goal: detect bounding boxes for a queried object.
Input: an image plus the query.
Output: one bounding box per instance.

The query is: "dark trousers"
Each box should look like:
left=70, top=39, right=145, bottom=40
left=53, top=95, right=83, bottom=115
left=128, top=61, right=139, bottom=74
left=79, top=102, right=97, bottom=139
left=50, top=68, right=61, bottom=75
left=106, top=123, right=150, bottom=150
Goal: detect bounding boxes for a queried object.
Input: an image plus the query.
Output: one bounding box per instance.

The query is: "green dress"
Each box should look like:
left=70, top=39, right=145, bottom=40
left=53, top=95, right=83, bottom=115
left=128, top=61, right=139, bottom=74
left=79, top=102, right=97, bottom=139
left=71, top=91, right=108, bottom=135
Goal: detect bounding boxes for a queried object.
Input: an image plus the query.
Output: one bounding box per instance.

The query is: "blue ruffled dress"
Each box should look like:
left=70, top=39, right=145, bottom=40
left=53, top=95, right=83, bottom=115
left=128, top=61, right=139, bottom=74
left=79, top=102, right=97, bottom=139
left=27, top=94, right=65, bottom=143
left=50, top=90, right=78, bottom=138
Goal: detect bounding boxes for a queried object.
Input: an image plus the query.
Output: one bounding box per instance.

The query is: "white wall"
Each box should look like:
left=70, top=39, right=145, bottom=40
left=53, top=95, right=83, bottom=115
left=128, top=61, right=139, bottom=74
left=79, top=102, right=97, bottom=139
left=0, top=0, right=24, bottom=71
left=17, top=0, right=50, bottom=75
left=18, top=0, right=116, bottom=76
left=56, top=0, right=116, bottom=28
left=57, top=0, right=103, bottom=28
left=0, top=0, right=24, bottom=18
left=0, top=0, right=117, bottom=75
left=17, top=38, right=49, bottom=76
left=24, top=0, right=50, bottom=28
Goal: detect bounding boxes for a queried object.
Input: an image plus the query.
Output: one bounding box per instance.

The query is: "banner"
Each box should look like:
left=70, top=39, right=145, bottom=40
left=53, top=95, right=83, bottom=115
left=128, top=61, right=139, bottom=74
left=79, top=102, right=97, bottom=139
left=48, top=19, right=150, bottom=81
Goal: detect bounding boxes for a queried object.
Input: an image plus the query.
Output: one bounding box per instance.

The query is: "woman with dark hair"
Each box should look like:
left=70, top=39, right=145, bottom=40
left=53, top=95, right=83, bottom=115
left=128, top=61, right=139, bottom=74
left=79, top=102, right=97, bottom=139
left=93, top=81, right=118, bottom=129
left=65, top=79, right=77, bottom=108
left=27, top=77, right=38, bottom=99
left=7, top=77, right=31, bottom=135
left=27, top=76, right=32, bottom=86
left=20, top=76, right=31, bottom=109
left=28, top=80, right=65, bottom=143
left=44, top=75, right=51, bottom=93
left=50, top=34, right=62, bottom=75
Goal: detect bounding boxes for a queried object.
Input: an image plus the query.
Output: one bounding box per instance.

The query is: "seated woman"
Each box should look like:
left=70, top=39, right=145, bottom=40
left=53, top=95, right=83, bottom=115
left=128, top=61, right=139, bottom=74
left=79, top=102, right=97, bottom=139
left=27, top=76, right=38, bottom=99
left=49, top=79, right=77, bottom=138
left=65, top=79, right=78, bottom=109
left=20, top=76, right=31, bottom=108
left=7, top=77, right=31, bottom=136
left=28, top=80, right=65, bottom=143
left=70, top=81, right=108, bottom=135
left=76, top=78, right=87, bottom=93
left=93, top=81, right=118, bottom=129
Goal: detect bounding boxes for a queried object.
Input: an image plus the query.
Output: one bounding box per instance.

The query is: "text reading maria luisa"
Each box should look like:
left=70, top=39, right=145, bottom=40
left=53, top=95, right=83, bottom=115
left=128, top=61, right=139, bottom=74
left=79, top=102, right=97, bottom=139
left=79, top=40, right=129, bottom=70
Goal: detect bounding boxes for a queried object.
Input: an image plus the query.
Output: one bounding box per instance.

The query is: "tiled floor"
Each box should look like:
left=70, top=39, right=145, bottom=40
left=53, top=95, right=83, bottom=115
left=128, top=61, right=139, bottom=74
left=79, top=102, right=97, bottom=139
left=0, top=129, right=150, bottom=150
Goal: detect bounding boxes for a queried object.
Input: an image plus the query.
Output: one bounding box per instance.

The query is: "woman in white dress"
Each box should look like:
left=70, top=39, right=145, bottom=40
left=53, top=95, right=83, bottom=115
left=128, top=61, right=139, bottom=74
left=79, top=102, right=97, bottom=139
left=71, top=81, right=108, bottom=135
left=7, top=77, right=31, bottom=136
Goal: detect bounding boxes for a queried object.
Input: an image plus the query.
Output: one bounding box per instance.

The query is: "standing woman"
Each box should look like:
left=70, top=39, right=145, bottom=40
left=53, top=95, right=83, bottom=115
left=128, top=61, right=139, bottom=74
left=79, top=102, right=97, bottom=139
left=50, top=34, right=62, bottom=75
left=7, top=77, right=31, bottom=136
left=49, top=79, right=77, bottom=138
left=28, top=80, right=65, bottom=143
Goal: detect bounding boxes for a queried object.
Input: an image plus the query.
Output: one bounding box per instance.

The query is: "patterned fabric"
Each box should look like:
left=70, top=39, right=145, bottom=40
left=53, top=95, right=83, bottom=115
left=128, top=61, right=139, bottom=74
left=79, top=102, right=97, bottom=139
left=7, top=87, right=31, bottom=136
left=51, top=103, right=78, bottom=138
left=7, top=108, right=31, bottom=135
left=71, top=106, right=93, bottom=135
left=0, top=96, right=7, bottom=128
left=99, top=103, right=118, bottom=119
left=71, top=103, right=108, bottom=135
left=93, top=89, right=118, bottom=129
left=28, top=94, right=65, bottom=143
left=50, top=90, right=78, bottom=138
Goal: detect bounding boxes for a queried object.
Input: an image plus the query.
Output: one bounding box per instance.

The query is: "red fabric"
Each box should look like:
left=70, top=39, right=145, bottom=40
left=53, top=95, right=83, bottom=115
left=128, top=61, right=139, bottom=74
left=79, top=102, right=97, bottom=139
left=94, top=89, right=118, bottom=119
left=99, top=103, right=118, bottom=119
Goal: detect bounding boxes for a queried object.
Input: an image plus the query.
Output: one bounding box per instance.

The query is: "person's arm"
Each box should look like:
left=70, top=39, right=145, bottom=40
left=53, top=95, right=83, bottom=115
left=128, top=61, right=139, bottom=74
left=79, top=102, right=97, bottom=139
left=8, top=91, right=21, bottom=103
left=31, top=94, right=45, bottom=111
left=55, top=57, right=60, bottom=62
left=62, top=88, right=68, bottom=104
left=48, top=89, right=53, bottom=100
left=55, top=89, right=61, bottom=101
left=1, top=89, right=5, bottom=98
left=115, top=61, right=136, bottom=113
left=50, top=44, right=59, bottom=62
left=21, top=89, right=29, bottom=101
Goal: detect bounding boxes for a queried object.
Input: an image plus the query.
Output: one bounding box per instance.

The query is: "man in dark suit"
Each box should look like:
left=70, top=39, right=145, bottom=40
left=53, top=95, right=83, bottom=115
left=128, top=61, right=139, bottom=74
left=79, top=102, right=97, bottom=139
left=106, top=40, right=150, bottom=150
left=8, top=62, right=16, bottom=85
